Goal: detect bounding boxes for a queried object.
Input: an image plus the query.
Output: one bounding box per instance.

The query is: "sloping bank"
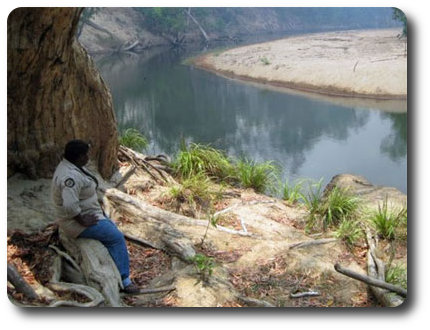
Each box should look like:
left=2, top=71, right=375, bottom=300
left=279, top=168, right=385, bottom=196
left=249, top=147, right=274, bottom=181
left=192, top=29, right=407, bottom=100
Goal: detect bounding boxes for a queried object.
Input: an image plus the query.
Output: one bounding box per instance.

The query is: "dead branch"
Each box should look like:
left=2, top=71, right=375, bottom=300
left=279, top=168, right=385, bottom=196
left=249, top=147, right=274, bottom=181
left=365, top=228, right=404, bottom=306
left=290, top=291, right=320, bottom=298
left=119, top=146, right=169, bottom=184
left=114, top=165, right=137, bottom=188
left=7, top=263, right=39, bottom=301
left=334, top=263, right=407, bottom=298
left=184, top=8, right=210, bottom=43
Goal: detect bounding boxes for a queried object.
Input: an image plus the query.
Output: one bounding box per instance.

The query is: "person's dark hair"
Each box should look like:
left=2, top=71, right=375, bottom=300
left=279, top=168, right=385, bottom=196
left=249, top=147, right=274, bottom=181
left=64, top=140, right=90, bottom=163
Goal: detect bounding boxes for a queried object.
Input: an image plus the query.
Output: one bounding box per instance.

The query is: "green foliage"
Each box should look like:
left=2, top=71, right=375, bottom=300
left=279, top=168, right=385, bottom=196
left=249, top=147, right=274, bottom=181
left=385, top=264, right=407, bottom=289
left=188, top=253, right=216, bottom=283
left=118, top=128, right=148, bottom=151
left=235, top=159, right=279, bottom=193
left=369, top=198, right=407, bottom=240
left=300, top=178, right=324, bottom=211
left=302, top=182, right=360, bottom=232
left=334, top=219, right=363, bottom=247
left=138, top=8, right=187, bottom=34
left=280, top=178, right=304, bottom=204
left=172, top=143, right=235, bottom=182
left=321, top=187, right=361, bottom=229
left=392, top=8, right=407, bottom=37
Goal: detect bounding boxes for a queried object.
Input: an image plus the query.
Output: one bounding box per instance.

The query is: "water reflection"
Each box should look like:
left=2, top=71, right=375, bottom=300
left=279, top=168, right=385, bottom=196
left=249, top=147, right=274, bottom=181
left=96, top=47, right=407, bottom=193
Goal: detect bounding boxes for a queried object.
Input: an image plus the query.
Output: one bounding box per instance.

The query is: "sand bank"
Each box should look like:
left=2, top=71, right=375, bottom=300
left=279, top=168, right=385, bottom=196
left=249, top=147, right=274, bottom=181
left=193, top=29, right=407, bottom=100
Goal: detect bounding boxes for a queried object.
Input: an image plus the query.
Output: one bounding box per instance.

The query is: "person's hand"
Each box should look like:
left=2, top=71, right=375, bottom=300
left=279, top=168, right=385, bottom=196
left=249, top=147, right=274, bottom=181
left=74, top=213, right=99, bottom=227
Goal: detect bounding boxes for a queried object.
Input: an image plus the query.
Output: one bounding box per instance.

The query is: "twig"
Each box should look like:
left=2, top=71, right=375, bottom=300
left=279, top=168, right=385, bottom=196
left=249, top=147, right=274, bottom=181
left=49, top=244, right=81, bottom=272
left=290, top=291, right=320, bottom=298
left=114, top=165, right=137, bottom=188
left=213, top=203, right=240, bottom=217
left=334, top=263, right=407, bottom=298
left=239, top=217, right=248, bottom=233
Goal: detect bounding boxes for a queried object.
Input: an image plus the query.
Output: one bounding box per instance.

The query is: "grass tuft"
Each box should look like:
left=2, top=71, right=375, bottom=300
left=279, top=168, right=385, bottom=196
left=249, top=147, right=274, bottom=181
left=369, top=198, right=407, bottom=240
left=119, top=128, right=148, bottom=151
left=172, top=143, right=235, bottom=182
left=235, top=158, right=279, bottom=193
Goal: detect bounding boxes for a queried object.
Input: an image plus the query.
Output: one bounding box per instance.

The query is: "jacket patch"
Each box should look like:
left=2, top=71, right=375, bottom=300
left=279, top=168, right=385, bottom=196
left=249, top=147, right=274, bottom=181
left=64, top=178, right=75, bottom=188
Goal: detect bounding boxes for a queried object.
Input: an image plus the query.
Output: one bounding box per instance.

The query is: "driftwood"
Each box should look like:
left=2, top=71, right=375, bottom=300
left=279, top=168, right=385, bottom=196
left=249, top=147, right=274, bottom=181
left=103, top=186, right=253, bottom=237
left=365, top=229, right=405, bottom=306
left=7, top=263, right=39, bottom=301
left=334, top=263, right=407, bottom=298
left=119, top=146, right=171, bottom=184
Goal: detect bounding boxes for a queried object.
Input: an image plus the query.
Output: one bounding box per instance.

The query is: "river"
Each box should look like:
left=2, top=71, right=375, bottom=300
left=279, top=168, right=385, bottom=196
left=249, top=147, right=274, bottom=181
left=95, top=39, right=407, bottom=194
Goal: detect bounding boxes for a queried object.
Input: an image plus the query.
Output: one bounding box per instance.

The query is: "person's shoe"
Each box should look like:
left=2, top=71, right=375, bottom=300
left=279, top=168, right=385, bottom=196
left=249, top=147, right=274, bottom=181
left=121, top=282, right=140, bottom=294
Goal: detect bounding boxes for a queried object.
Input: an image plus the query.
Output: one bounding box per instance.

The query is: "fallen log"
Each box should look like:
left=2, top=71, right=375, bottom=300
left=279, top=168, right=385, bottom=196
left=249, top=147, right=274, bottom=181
left=103, top=186, right=253, bottom=237
left=334, top=263, right=407, bottom=298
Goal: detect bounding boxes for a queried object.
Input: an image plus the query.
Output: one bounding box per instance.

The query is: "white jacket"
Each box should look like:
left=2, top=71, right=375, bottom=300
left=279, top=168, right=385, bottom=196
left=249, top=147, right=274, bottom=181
left=51, top=159, right=105, bottom=238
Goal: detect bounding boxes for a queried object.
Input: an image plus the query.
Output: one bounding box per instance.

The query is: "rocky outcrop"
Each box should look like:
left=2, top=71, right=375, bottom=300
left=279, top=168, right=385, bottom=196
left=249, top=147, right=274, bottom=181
left=7, top=8, right=118, bottom=179
left=324, top=174, right=407, bottom=210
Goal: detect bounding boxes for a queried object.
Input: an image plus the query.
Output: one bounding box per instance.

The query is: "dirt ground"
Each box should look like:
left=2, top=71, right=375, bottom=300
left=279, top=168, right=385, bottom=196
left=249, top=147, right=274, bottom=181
left=193, top=29, right=407, bottom=99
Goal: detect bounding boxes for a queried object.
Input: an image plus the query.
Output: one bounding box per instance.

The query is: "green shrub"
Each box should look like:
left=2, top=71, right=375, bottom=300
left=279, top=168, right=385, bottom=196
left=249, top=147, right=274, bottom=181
left=119, top=128, right=148, bottom=151
left=370, top=198, right=406, bottom=240
left=235, top=159, right=279, bottom=193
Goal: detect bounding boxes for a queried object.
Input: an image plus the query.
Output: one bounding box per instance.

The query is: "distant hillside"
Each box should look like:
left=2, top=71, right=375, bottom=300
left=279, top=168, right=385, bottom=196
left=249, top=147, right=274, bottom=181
left=78, top=7, right=401, bottom=53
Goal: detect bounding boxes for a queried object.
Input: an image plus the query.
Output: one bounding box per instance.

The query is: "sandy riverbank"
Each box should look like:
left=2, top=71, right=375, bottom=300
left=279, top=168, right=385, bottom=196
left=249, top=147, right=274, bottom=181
left=193, top=29, right=407, bottom=100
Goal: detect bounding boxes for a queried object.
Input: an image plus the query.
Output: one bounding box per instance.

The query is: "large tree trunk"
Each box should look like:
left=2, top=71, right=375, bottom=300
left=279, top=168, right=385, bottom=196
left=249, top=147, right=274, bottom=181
left=7, top=8, right=118, bottom=179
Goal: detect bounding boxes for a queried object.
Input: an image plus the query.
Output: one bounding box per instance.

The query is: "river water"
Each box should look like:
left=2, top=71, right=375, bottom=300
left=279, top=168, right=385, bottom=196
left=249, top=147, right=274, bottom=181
left=95, top=40, right=407, bottom=194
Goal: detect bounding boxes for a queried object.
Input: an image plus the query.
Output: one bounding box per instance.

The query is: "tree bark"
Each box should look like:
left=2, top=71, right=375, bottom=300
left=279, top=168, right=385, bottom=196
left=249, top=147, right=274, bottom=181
left=7, top=8, right=118, bottom=179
